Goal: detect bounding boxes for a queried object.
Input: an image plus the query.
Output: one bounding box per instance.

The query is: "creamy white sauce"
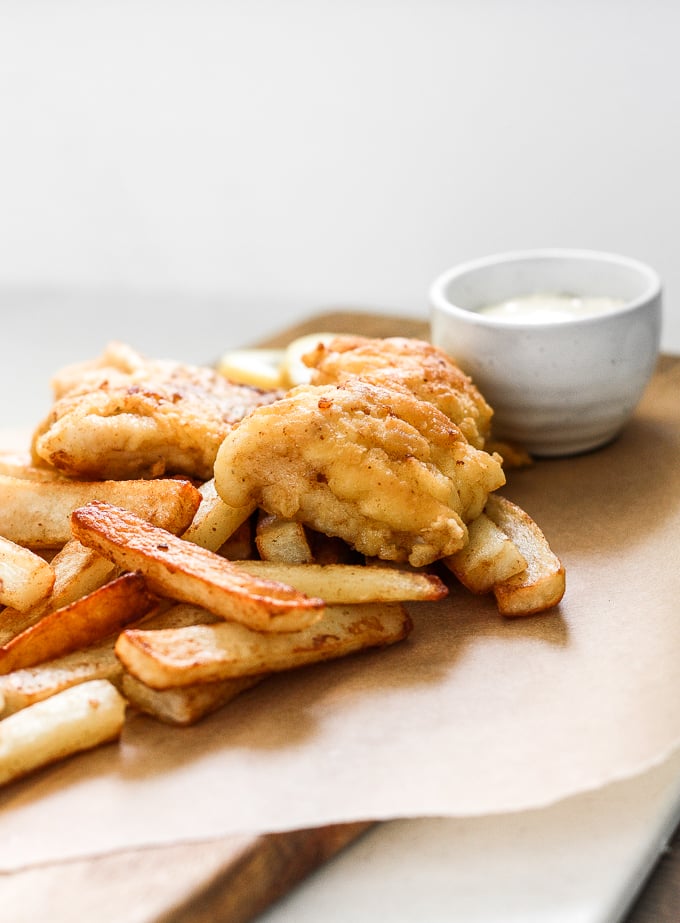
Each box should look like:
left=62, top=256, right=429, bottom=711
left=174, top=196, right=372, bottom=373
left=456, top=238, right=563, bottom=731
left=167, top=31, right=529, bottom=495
left=477, top=292, right=626, bottom=324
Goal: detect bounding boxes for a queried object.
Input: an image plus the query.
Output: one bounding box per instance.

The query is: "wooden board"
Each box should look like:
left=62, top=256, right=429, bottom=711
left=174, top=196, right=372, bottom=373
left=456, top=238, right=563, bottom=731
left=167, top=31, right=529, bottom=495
left=2, top=311, right=678, bottom=923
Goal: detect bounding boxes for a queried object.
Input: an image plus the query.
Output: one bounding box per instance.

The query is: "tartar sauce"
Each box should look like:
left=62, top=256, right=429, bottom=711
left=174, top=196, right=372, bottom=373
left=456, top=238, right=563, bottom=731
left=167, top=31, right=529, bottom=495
left=477, top=292, right=626, bottom=324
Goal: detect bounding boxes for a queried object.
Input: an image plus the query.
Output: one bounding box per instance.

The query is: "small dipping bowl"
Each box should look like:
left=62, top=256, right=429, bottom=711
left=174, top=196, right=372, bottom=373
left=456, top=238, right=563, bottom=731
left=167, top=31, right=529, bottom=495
left=429, top=249, right=662, bottom=456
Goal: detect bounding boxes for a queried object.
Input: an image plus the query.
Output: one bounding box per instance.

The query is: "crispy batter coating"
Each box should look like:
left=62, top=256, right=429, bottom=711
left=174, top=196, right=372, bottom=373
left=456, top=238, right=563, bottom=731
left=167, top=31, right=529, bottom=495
left=215, top=378, right=505, bottom=567
left=32, top=343, right=279, bottom=481
left=303, top=335, right=493, bottom=449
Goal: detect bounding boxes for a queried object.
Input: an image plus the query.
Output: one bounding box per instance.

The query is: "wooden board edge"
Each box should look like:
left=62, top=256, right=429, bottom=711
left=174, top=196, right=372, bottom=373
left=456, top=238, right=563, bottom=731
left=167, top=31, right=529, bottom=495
left=156, top=822, right=376, bottom=923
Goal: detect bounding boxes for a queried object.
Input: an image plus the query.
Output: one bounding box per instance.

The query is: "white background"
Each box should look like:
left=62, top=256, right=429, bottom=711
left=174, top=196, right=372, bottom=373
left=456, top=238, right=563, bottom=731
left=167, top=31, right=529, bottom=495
left=0, top=0, right=678, bottom=360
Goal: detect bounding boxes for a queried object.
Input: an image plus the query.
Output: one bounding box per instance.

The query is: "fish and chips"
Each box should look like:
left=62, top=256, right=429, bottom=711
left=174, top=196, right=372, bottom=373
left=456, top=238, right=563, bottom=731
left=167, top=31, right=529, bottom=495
left=0, top=333, right=565, bottom=786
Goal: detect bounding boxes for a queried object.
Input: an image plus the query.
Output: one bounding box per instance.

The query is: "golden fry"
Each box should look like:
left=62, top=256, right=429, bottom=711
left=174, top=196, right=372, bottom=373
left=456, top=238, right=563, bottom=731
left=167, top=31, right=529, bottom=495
left=443, top=512, right=527, bottom=594
left=116, top=602, right=412, bottom=688
left=255, top=513, right=314, bottom=564
left=0, top=573, right=158, bottom=675
left=0, top=473, right=201, bottom=547
left=0, top=536, right=55, bottom=611
left=121, top=673, right=263, bottom=726
left=0, top=540, right=117, bottom=646
left=72, top=501, right=325, bottom=633
left=234, top=561, right=447, bottom=603
left=485, top=494, right=566, bottom=616
left=181, top=478, right=256, bottom=553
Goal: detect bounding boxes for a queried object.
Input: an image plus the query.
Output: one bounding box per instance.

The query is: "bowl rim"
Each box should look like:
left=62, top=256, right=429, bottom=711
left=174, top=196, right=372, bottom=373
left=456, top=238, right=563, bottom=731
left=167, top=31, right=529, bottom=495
left=429, top=248, right=662, bottom=330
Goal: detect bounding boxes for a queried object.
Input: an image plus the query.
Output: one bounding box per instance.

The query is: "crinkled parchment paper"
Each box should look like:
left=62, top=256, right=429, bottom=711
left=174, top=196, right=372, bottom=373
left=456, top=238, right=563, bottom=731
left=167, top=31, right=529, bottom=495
left=0, top=358, right=679, bottom=872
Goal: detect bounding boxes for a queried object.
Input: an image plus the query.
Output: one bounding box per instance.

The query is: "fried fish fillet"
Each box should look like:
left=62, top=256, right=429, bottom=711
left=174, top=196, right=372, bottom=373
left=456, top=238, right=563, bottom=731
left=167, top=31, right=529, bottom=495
left=302, top=335, right=493, bottom=449
left=31, top=342, right=279, bottom=480
left=215, top=377, right=505, bottom=567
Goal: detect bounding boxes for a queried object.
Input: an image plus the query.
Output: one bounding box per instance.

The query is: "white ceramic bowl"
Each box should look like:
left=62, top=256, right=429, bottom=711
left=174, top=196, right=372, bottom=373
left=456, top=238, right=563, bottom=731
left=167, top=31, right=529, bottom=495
left=429, top=249, right=662, bottom=456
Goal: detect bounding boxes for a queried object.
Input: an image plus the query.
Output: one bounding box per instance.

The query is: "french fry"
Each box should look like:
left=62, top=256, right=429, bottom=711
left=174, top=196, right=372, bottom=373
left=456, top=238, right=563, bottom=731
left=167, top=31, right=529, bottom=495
left=484, top=494, right=566, bottom=616
left=0, top=602, right=219, bottom=716
left=0, top=679, right=126, bottom=786
left=217, top=348, right=286, bottom=389
left=281, top=332, right=338, bottom=387
left=0, top=473, right=202, bottom=547
left=121, top=673, right=263, bottom=726
left=0, top=451, right=65, bottom=481
left=181, top=478, right=256, bottom=553
left=0, top=536, right=56, bottom=611
left=116, top=602, right=412, bottom=688
left=0, top=540, right=117, bottom=646
left=72, top=501, right=325, bottom=633
left=0, top=573, right=158, bottom=675
left=233, top=561, right=448, bottom=603
left=255, top=513, right=314, bottom=564
left=442, top=512, right=527, bottom=594
left=0, top=643, right=122, bottom=717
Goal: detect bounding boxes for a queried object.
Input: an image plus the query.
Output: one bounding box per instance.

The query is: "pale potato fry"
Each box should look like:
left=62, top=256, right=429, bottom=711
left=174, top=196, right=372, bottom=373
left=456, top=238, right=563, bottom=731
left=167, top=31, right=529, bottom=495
left=442, top=512, right=527, bottom=594
left=0, top=451, right=65, bottom=481
left=281, top=332, right=338, bottom=386
left=0, top=679, right=126, bottom=786
left=234, top=561, right=448, bottom=603
left=0, top=602, right=219, bottom=717
left=0, top=540, right=117, bottom=646
left=0, top=573, right=158, bottom=675
left=72, top=501, right=325, bottom=633
left=0, top=643, right=121, bottom=717
left=255, top=513, right=314, bottom=564
left=116, top=602, right=412, bottom=688
left=485, top=494, right=566, bottom=616
left=0, top=536, right=56, bottom=611
left=217, top=348, right=286, bottom=389
left=121, top=673, right=263, bottom=726
left=181, top=478, right=256, bottom=553
left=0, top=473, right=201, bottom=547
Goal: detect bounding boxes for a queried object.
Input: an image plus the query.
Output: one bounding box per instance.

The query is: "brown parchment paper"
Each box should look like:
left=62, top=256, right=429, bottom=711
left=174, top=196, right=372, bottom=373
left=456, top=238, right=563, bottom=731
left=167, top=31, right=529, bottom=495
left=0, top=357, right=679, bottom=873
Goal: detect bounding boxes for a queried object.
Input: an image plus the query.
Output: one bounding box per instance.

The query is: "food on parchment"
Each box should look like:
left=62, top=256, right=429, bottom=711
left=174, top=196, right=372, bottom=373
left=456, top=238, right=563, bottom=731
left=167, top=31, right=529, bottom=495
left=0, top=331, right=565, bottom=787
left=31, top=341, right=280, bottom=481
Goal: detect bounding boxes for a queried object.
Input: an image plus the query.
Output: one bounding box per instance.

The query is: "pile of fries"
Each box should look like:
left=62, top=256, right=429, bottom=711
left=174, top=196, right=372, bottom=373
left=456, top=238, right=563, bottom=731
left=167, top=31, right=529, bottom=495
left=0, top=337, right=564, bottom=789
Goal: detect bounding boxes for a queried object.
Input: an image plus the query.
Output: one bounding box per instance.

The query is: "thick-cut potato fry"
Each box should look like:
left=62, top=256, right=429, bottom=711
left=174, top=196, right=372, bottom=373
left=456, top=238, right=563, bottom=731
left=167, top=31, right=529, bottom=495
left=0, top=602, right=219, bottom=716
left=255, top=513, right=314, bottom=564
left=181, top=478, right=256, bottom=553
left=234, top=561, right=448, bottom=603
left=72, top=501, right=325, bottom=633
left=0, top=539, right=117, bottom=646
left=116, top=602, right=412, bottom=688
left=0, top=451, right=65, bottom=481
left=0, top=536, right=56, bottom=611
left=0, top=679, right=126, bottom=786
left=122, top=673, right=263, bottom=726
left=0, top=643, right=121, bottom=717
left=442, top=512, right=527, bottom=594
left=217, top=348, right=286, bottom=389
left=485, top=494, right=566, bottom=616
left=0, top=573, right=158, bottom=675
left=281, top=332, right=338, bottom=387
left=0, top=473, right=201, bottom=547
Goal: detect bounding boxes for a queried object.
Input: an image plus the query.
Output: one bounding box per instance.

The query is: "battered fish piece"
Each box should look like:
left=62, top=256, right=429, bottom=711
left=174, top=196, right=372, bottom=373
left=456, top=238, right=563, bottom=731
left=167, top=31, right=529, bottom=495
left=214, top=378, right=505, bottom=567
left=303, top=335, right=493, bottom=449
left=32, top=343, right=279, bottom=481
